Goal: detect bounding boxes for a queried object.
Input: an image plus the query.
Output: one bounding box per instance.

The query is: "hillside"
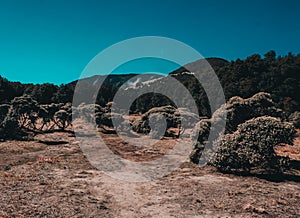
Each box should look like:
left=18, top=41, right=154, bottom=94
left=1, top=51, right=299, bottom=116
left=0, top=52, right=300, bottom=217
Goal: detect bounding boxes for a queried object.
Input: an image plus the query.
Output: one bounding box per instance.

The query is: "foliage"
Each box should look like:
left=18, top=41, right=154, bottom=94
left=190, top=92, right=283, bottom=164
left=0, top=104, right=10, bottom=122
left=0, top=95, right=39, bottom=140
left=1, top=51, right=299, bottom=117
left=128, top=51, right=300, bottom=115
left=99, top=112, right=124, bottom=128
left=211, top=116, right=295, bottom=173
left=131, top=105, right=199, bottom=138
left=10, top=95, right=41, bottom=130
left=288, top=111, right=300, bottom=128
left=132, top=105, right=177, bottom=134
left=53, top=110, right=71, bottom=130
left=0, top=95, right=73, bottom=140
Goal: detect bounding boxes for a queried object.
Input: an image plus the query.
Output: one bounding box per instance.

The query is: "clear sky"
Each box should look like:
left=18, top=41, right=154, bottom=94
left=0, top=0, right=300, bottom=84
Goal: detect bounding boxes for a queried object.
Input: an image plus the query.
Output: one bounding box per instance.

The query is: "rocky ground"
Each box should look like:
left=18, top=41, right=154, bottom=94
left=0, top=131, right=299, bottom=217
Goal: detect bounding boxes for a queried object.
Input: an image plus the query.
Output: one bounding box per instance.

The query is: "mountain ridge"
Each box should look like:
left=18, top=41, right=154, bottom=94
left=0, top=53, right=299, bottom=115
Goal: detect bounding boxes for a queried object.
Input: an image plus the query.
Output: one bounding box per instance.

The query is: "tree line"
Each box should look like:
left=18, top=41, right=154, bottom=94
left=1, top=51, right=299, bottom=116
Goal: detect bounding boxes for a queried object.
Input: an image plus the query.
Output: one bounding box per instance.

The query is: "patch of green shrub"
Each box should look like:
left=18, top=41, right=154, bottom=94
left=211, top=116, right=295, bottom=173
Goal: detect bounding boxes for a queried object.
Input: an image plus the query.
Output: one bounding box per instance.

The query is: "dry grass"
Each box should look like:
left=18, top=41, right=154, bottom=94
left=0, top=130, right=299, bottom=217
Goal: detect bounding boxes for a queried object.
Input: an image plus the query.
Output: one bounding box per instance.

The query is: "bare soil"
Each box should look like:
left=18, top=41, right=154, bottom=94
left=0, top=131, right=299, bottom=217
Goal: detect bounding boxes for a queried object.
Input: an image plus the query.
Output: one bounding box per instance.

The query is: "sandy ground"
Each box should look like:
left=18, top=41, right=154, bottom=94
left=0, top=132, right=299, bottom=217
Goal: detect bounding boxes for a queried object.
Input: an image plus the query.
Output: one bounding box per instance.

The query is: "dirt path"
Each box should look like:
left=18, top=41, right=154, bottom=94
left=0, top=132, right=299, bottom=217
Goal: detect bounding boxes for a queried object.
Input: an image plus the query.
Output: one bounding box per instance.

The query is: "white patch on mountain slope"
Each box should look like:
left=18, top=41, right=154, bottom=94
left=124, top=76, right=165, bottom=90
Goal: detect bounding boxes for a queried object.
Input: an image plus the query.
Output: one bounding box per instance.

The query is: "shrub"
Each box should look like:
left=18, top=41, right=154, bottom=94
left=132, top=105, right=176, bottom=134
left=117, top=119, right=132, bottom=136
left=99, top=112, right=124, bottom=128
left=54, top=109, right=71, bottom=130
left=0, top=104, right=9, bottom=120
left=74, top=103, right=104, bottom=124
left=174, top=107, right=200, bottom=127
left=190, top=92, right=283, bottom=164
left=189, top=118, right=211, bottom=163
left=0, top=95, right=41, bottom=139
left=10, top=95, right=40, bottom=129
left=132, top=105, right=198, bottom=135
left=288, top=111, right=300, bottom=128
left=211, top=116, right=295, bottom=173
left=225, top=92, right=282, bottom=133
left=0, top=107, right=27, bottom=140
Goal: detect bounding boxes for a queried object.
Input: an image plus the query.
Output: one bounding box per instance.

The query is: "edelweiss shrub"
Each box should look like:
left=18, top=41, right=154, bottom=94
left=190, top=92, right=283, bottom=164
left=73, top=103, right=104, bottom=123
left=132, top=105, right=176, bottom=134
left=0, top=95, right=41, bottom=139
left=0, top=104, right=9, bottom=122
left=225, top=92, right=282, bottom=133
left=100, top=112, right=124, bottom=128
left=288, top=111, right=300, bottom=128
left=0, top=94, right=74, bottom=139
left=132, top=105, right=198, bottom=135
left=117, top=119, right=132, bottom=136
left=54, top=110, right=71, bottom=130
left=39, top=103, right=71, bottom=131
left=174, top=107, right=199, bottom=128
left=211, top=116, right=295, bottom=173
left=1, top=110, right=22, bottom=139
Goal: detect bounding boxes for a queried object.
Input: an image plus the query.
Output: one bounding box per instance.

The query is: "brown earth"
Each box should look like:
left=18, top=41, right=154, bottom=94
left=0, top=131, right=299, bottom=217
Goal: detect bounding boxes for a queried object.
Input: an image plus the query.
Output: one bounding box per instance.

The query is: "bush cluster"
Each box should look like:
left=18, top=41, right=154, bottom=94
left=190, top=92, right=296, bottom=173
left=132, top=105, right=199, bottom=136
left=211, top=116, right=295, bottom=173
left=0, top=95, right=72, bottom=140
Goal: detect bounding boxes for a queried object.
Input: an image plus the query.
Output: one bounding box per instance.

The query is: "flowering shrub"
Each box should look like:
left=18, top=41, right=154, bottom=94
left=211, top=116, right=295, bottom=173
left=190, top=92, right=295, bottom=174
left=132, top=105, right=198, bottom=136
left=0, top=95, right=73, bottom=140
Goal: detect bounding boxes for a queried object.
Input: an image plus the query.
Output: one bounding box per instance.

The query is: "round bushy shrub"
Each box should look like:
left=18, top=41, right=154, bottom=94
left=190, top=92, right=283, bottom=164
left=100, top=112, right=124, bottom=128
left=117, top=119, right=132, bottom=136
left=132, top=105, right=198, bottom=135
left=211, top=116, right=295, bottom=173
left=132, top=105, right=176, bottom=134
left=0, top=107, right=27, bottom=140
left=0, top=95, right=41, bottom=139
left=174, top=107, right=199, bottom=127
left=225, top=92, right=282, bottom=133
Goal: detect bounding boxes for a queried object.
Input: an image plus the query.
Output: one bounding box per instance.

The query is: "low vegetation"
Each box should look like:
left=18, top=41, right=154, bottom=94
left=0, top=95, right=72, bottom=140
left=0, top=51, right=299, bottom=177
left=211, top=116, right=295, bottom=173
left=190, top=92, right=297, bottom=174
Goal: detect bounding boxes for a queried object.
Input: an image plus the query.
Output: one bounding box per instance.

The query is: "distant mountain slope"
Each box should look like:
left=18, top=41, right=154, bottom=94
left=71, top=73, right=163, bottom=88
left=0, top=52, right=299, bottom=116
left=121, top=53, right=300, bottom=115
left=169, top=58, right=228, bottom=75
left=71, top=73, right=164, bottom=106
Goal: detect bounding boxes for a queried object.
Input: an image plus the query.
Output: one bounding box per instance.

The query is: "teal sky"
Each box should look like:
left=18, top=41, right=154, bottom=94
left=0, top=0, right=300, bottom=84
